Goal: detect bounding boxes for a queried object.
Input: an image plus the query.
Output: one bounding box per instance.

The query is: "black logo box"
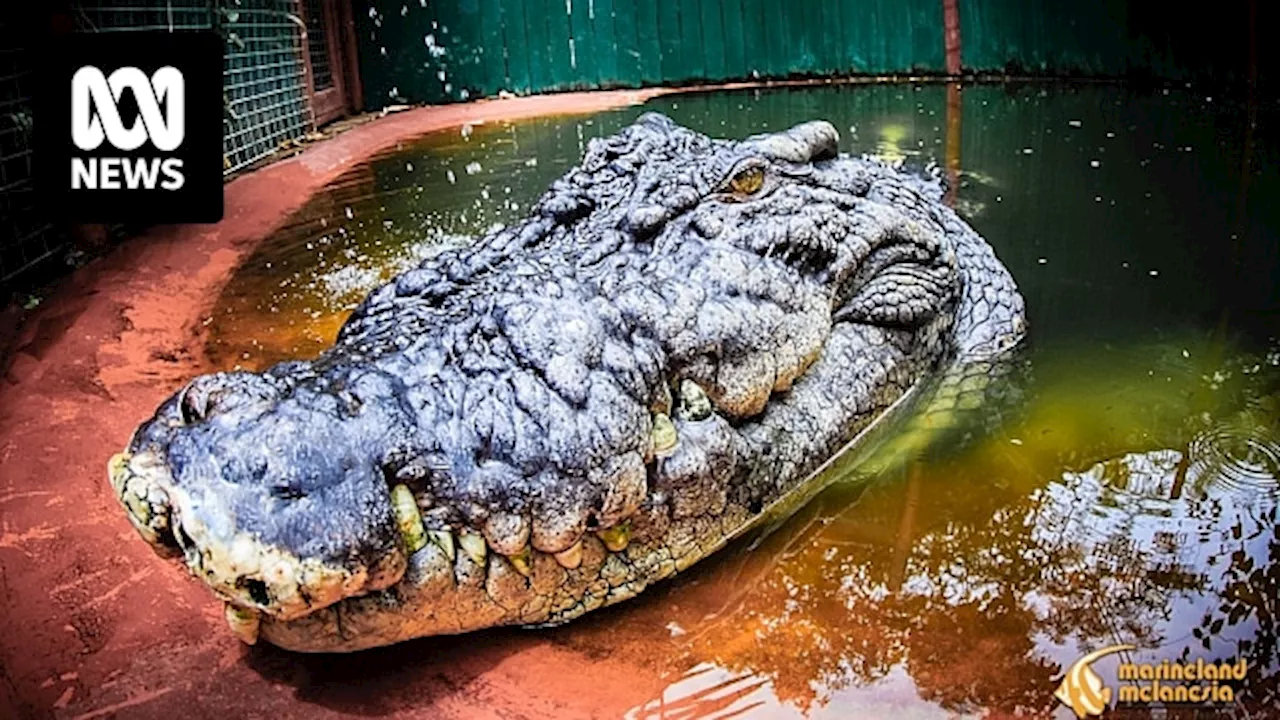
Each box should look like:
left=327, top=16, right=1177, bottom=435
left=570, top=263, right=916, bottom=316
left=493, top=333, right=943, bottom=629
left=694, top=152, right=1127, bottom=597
left=35, top=31, right=224, bottom=223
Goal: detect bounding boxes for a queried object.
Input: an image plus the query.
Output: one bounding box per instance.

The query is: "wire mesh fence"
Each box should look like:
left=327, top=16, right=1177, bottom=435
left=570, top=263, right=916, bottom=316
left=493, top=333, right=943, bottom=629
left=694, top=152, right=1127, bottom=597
left=74, top=0, right=315, bottom=173
left=221, top=1, right=314, bottom=172
left=0, top=19, right=54, bottom=286
left=0, top=1, right=316, bottom=290
left=74, top=1, right=215, bottom=32
left=302, top=0, right=334, bottom=90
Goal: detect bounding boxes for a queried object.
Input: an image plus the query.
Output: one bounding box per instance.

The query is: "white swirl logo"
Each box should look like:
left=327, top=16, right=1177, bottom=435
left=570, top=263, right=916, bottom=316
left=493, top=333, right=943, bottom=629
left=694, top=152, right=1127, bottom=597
left=71, top=66, right=184, bottom=152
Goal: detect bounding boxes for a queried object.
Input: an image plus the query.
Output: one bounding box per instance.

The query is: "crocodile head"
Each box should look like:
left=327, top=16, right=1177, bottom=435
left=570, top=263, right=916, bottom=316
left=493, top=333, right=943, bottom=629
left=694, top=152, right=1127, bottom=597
left=110, top=112, right=1025, bottom=650
left=110, top=368, right=413, bottom=628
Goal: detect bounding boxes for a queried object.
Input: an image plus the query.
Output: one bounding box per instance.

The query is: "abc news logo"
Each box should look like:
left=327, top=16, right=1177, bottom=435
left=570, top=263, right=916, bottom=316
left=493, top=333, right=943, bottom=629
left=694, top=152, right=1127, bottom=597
left=71, top=66, right=186, bottom=191
left=37, top=32, right=222, bottom=222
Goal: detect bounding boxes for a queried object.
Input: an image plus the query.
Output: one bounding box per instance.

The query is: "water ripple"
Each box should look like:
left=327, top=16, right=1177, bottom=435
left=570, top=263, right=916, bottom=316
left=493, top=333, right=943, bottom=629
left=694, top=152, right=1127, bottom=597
left=1186, top=423, right=1280, bottom=497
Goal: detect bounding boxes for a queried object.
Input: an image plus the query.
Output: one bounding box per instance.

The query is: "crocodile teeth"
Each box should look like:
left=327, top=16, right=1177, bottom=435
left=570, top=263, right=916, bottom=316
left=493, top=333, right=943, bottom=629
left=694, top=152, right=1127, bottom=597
left=427, top=529, right=455, bottom=561
left=597, top=522, right=630, bottom=553
left=484, top=511, right=531, bottom=556
left=508, top=547, right=533, bottom=577
left=107, top=452, right=131, bottom=494
left=225, top=604, right=260, bottom=645
left=651, top=413, right=678, bottom=457
left=553, top=540, right=583, bottom=569
left=458, top=531, right=487, bottom=566
left=390, top=484, right=427, bottom=553
left=677, top=379, right=713, bottom=421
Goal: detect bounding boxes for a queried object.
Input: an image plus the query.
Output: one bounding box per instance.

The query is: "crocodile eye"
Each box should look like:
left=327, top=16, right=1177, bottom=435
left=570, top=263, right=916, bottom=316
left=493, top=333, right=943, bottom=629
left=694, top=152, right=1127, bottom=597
left=728, top=166, right=765, bottom=195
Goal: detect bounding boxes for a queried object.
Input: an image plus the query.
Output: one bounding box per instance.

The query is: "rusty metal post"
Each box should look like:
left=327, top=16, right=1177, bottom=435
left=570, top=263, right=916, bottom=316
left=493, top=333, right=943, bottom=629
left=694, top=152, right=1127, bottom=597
left=889, top=463, right=923, bottom=592
left=943, top=0, right=962, bottom=76
left=945, top=82, right=962, bottom=208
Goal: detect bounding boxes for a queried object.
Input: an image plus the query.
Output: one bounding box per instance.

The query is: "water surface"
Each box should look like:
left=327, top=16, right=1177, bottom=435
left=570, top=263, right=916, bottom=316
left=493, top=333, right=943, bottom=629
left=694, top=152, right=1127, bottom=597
left=209, top=84, right=1280, bottom=717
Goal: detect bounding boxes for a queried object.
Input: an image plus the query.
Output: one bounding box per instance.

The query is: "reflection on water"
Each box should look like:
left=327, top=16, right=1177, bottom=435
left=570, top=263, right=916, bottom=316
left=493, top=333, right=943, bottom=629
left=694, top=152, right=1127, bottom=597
left=209, top=84, right=1279, bottom=716
left=595, top=339, right=1280, bottom=719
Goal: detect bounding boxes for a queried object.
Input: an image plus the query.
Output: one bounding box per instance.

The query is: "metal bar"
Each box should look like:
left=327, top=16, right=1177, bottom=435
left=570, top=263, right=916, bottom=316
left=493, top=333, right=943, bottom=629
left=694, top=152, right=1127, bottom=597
left=225, top=73, right=307, bottom=96
left=943, top=0, right=961, bottom=75
left=223, top=57, right=305, bottom=76
left=223, top=108, right=308, bottom=140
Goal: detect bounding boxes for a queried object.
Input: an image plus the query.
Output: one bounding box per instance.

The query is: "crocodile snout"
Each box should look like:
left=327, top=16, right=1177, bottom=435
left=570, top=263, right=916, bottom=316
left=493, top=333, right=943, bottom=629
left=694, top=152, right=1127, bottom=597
left=107, top=442, right=409, bottom=644
left=109, top=450, right=180, bottom=556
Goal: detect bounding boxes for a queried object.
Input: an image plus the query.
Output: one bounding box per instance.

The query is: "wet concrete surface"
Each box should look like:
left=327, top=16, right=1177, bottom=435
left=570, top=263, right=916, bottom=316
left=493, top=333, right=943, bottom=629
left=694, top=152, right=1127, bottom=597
left=0, top=90, right=670, bottom=720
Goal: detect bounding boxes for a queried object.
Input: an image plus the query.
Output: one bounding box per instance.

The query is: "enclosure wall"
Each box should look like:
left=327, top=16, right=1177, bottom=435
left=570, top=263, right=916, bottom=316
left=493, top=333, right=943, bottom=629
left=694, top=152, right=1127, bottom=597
left=354, top=0, right=1258, bottom=107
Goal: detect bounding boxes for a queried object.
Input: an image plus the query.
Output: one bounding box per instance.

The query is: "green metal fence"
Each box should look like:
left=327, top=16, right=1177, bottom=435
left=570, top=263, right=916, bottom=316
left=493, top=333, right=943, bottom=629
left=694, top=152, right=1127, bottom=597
left=354, top=0, right=1260, bottom=107
left=958, top=0, right=1255, bottom=83
left=357, top=0, right=951, bottom=106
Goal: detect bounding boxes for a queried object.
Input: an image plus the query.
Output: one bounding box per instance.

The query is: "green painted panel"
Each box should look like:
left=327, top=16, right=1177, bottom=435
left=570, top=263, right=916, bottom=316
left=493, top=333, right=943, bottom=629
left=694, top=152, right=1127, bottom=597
left=737, top=0, right=765, bottom=78
left=502, top=0, right=534, bottom=93
left=836, top=0, right=863, bottom=72
left=959, top=0, right=1134, bottom=75
left=802, top=0, right=826, bottom=74
left=910, top=0, right=944, bottom=71
left=758, top=0, right=786, bottom=78
left=568, top=0, right=598, bottom=88
left=355, top=0, right=951, bottom=102
left=783, top=0, right=811, bottom=75
left=656, top=0, right=684, bottom=82
left=354, top=0, right=1252, bottom=110
left=719, top=0, right=746, bottom=81
left=478, top=0, right=510, bottom=94
left=544, top=0, right=576, bottom=89
left=591, top=0, right=621, bottom=86
left=611, top=0, right=644, bottom=87
left=633, top=0, right=662, bottom=84
left=521, top=0, right=552, bottom=92
left=434, top=0, right=470, bottom=100
left=679, top=0, right=706, bottom=82
left=699, top=0, right=727, bottom=81
left=812, top=1, right=837, bottom=75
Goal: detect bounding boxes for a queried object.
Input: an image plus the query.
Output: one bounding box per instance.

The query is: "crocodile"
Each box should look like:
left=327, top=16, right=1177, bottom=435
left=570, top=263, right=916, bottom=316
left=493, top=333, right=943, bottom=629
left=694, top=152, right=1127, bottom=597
left=108, top=113, right=1026, bottom=652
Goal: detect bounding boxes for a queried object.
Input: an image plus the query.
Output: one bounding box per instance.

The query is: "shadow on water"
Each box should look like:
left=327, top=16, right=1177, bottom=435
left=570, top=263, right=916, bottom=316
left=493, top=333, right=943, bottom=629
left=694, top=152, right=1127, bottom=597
left=211, top=83, right=1280, bottom=717
left=241, top=628, right=518, bottom=715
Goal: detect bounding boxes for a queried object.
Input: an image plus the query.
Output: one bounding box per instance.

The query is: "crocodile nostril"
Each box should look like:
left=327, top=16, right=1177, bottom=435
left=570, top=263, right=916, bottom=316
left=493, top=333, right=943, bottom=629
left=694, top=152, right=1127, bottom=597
left=240, top=578, right=271, bottom=606
left=269, top=484, right=306, bottom=501
left=178, top=381, right=209, bottom=425
left=175, top=372, right=281, bottom=426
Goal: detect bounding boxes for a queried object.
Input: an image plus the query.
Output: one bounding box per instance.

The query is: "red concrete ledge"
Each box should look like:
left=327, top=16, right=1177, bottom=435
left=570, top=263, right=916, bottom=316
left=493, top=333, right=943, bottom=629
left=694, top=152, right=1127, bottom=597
left=0, top=89, right=670, bottom=720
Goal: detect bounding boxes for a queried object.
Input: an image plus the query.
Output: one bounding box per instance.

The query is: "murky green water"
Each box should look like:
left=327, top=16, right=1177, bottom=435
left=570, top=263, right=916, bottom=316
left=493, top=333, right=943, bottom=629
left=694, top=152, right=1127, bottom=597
left=210, top=84, right=1280, bottom=717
